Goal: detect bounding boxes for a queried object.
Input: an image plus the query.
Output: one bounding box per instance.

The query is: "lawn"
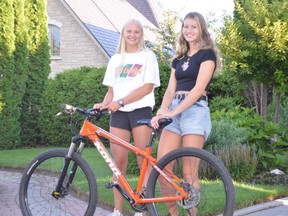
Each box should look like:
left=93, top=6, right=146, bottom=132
left=0, top=147, right=287, bottom=215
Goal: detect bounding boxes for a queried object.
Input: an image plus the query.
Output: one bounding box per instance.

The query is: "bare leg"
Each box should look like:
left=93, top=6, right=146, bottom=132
left=157, top=129, right=182, bottom=159
left=110, top=127, right=131, bottom=212
left=157, top=129, right=182, bottom=216
left=182, top=134, right=204, bottom=188
left=182, top=134, right=205, bottom=216
left=132, top=125, right=152, bottom=186
left=157, top=132, right=204, bottom=216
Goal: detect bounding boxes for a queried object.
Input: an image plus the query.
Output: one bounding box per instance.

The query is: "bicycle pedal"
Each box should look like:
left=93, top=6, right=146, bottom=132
left=105, top=181, right=118, bottom=189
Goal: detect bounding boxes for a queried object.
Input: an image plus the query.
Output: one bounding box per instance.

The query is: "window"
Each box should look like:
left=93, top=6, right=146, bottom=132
left=48, top=19, right=62, bottom=57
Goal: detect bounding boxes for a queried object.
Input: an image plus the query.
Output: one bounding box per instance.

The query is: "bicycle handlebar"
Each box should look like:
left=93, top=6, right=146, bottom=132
left=56, top=104, right=173, bottom=130
left=56, top=103, right=107, bottom=118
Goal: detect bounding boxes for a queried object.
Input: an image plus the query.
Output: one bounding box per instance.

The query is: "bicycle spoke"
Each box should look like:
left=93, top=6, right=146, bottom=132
left=147, top=148, right=235, bottom=216
left=19, top=148, right=97, bottom=216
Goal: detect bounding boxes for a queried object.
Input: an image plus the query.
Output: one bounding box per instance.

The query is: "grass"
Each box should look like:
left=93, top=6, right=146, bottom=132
left=1, top=147, right=288, bottom=215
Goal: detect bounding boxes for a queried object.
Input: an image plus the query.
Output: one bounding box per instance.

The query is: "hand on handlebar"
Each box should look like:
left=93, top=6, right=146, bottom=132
left=94, top=101, right=121, bottom=114
left=100, top=101, right=121, bottom=114
left=93, top=103, right=105, bottom=110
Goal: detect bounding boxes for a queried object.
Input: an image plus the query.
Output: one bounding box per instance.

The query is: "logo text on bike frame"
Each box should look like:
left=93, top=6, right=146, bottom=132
left=94, top=140, right=121, bottom=176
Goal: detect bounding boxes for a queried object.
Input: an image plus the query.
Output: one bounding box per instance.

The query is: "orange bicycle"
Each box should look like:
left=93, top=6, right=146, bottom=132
left=19, top=104, right=235, bottom=216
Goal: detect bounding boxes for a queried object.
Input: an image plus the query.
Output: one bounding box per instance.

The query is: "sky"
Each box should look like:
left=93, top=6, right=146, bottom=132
left=158, top=0, right=234, bottom=28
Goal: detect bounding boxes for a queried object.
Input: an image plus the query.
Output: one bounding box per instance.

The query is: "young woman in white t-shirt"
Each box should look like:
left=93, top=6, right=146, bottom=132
left=94, top=19, right=160, bottom=216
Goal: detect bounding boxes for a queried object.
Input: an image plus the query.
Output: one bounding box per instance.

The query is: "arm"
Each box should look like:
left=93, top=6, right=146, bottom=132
left=102, top=87, right=114, bottom=106
left=93, top=87, right=113, bottom=109
left=151, top=68, right=176, bottom=128
left=122, top=83, right=154, bottom=106
left=102, top=83, right=154, bottom=113
left=158, top=68, right=177, bottom=112
left=158, top=60, right=215, bottom=117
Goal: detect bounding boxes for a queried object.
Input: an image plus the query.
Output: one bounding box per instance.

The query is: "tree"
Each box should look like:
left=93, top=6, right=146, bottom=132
left=217, top=0, right=288, bottom=121
left=20, top=0, right=50, bottom=146
left=0, top=0, right=18, bottom=148
left=11, top=0, right=29, bottom=148
left=146, top=10, right=179, bottom=63
left=13, top=0, right=28, bottom=111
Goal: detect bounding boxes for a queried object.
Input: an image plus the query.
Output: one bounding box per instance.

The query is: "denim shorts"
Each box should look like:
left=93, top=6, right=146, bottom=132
left=110, top=107, right=153, bottom=132
left=164, top=99, right=211, bottom=141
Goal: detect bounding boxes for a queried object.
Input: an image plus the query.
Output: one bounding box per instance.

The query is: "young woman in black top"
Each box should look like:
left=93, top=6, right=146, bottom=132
left=151, top=12, right=221, bottom=216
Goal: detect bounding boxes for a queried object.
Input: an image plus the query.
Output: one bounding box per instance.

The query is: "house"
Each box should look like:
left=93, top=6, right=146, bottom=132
left=46, top=0, right=162, bottom=78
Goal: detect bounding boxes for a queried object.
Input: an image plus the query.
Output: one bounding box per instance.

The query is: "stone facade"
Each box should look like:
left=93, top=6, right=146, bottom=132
left=46, top=0, right=109, bottom=78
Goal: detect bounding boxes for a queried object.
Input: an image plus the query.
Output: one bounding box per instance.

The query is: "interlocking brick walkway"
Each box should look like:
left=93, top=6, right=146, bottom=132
left=0, top=170, right=112, bottom=216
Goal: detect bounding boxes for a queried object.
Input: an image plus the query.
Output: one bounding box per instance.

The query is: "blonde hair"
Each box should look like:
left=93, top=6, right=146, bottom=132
left=116, top=19, right=146, bottom=54
left=173, top=12, right=222, bottom=72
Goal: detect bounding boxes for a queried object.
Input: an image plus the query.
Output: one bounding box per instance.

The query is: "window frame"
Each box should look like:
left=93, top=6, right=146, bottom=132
left=48, top=18, right=62, bottom=59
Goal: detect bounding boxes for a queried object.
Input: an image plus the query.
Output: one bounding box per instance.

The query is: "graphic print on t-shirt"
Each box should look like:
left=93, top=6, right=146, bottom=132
left=116, top=63, right=143, bottom=78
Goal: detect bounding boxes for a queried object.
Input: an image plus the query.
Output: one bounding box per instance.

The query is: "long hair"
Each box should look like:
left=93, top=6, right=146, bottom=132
left=116, top=19, right=146, bottom=54
left=173, top=12, right=222, bottom=72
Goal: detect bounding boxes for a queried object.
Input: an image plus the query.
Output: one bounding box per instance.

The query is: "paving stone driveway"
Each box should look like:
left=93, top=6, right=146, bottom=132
left=0, top=170, right=112, bottom=216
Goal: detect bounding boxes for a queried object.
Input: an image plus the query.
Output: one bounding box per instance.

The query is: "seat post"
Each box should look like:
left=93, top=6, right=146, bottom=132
left=146, top=129, right=155, bottom=148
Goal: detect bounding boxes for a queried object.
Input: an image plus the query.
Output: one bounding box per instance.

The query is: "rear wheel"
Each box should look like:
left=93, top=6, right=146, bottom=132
left=19, top=148, right=98, bottom=216
left=146, top=147, right=235, bottom=216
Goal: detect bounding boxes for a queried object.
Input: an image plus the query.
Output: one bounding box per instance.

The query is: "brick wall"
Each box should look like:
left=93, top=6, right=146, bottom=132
left=47, top=0, right=109, bottom=78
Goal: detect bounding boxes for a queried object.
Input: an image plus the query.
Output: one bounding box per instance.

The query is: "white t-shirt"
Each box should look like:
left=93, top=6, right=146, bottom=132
left=103, top=49, right=160, bottom=112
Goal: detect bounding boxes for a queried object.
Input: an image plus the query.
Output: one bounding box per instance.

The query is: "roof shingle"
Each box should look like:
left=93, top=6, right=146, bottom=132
left=63, top=0, right=159, bottom=57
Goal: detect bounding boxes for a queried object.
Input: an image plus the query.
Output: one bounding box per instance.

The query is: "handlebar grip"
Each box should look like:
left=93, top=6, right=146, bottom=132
left=58, top=104, right=108, bottom=117
left=90, top=108, right=108, bottom=116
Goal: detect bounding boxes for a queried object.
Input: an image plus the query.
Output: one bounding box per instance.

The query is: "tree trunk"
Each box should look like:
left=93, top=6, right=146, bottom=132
left=253, top=83, right=260, bottom=114
left=274, top=92, right=281, bottom=123
left=260, top=84, right=268, bottom=120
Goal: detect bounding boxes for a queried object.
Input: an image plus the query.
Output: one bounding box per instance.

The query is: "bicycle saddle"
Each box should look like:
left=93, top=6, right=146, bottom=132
left=137, top=118, right=172, bottom=129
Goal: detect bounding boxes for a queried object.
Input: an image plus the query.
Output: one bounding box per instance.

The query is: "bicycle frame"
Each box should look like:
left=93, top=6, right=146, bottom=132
left=76, top=118, right=189, bottom=205
left=21, top=104, right=235, bottom=216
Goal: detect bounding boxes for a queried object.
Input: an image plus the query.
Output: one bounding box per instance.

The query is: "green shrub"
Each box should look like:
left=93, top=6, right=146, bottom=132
left=13, top=0, right=29, bottom=148
left=209, top=96, right=239, bottom=113
left=19, top=0, right=50, bottom=147
left=205, top=107, right=257, bottom=180
left=207, top=105, right=288, bottom=175
left=249, top=121, right=288, bottom=172
left=208, top=72, right=246, bottom=105
left=206, top=120, right=252, bottom=149
left=0, top=0, right=18, bottom=148
left=215, top=144, right=258, bottom=181
left=154, top=63, right=170, bottom=111
left=206, top=106, right=254, bottom=150
left=38, top=66, right=109, bottom=146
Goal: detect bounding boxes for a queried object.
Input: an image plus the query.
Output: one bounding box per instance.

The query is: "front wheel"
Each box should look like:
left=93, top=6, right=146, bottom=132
left=146, top=147, right=235, bottom=216
left=19, top=148, right=98, bottom=216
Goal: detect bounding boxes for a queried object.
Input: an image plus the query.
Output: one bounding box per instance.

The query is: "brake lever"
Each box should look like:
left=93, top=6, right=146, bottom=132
left=55, top=111, right=63, bottom=117
left=55, top=104, right=76, bottom=117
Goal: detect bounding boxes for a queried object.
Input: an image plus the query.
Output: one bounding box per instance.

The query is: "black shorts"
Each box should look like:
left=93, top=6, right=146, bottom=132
left=110, top=107, right=153, bottom=132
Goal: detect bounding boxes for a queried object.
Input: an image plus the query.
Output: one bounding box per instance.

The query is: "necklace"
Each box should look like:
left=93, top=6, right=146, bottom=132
left=181, top=56, right=190, bottom=71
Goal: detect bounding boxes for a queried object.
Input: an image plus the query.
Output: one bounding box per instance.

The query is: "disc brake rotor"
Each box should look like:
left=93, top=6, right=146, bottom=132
left=176, top=186, right=201, bottom=209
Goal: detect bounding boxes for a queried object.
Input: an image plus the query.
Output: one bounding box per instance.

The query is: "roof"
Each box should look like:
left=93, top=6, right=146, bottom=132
left=128, top=0, right=159, bottom=28
left=61, top=0, right=160, bottom=57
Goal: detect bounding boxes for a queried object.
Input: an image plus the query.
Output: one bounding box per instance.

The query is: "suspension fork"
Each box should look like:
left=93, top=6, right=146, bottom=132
left=52, top=135, right=86, bottom=199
